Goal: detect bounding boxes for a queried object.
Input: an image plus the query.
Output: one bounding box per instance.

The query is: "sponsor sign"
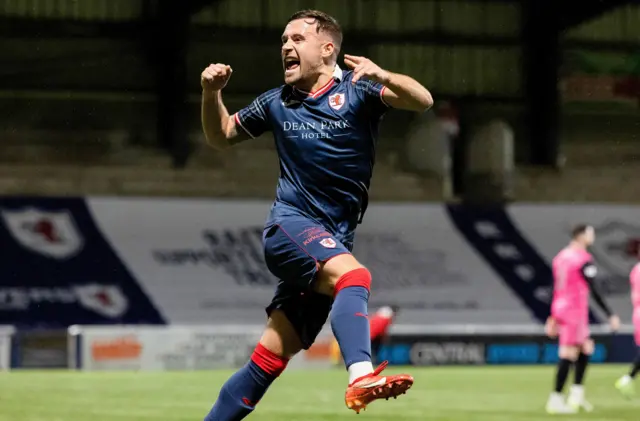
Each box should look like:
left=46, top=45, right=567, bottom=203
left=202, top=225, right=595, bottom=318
left=88, top=198, right=536, bottom=325
left=409, top=342, right=485, bottom=365
left=380, top=326, right=637, bottom=366
left=0, top=197, right=165, bottom=327
left=1, top=197, right=638, bottom=328
left=73, top=325, right=339, bottom=371
left=74, top=325, right=263, bottom=371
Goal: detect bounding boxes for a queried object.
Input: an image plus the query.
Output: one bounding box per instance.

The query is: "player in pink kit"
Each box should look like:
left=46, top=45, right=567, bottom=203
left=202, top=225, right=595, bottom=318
left=615, top=251, right=640, bottom=397
left=545, top=224, right=620, bottom=414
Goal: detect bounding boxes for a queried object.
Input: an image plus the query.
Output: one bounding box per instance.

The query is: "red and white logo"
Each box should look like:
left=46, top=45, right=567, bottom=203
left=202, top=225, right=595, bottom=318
left=1, top=208, right=84, bottom=259
left=75, top=284, right=129, bottom=318
left=328, top=93, right=346, bottom=110
left=319, top=238, right=337, bottom=248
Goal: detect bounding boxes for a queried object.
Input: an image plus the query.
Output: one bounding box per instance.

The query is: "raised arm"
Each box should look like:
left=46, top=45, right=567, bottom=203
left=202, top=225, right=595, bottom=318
left=344, top=54, right=433, bottom=112
left=201, top=63, right=250, bottom=150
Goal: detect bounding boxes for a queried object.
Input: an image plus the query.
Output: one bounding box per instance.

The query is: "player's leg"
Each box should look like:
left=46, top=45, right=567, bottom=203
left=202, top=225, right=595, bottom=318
left=553, top=345, right=579, bottom=394
left=263, top=218, right=411, bottom=412
left=567, top=338, right=594, bottom=412
left=629, top=348, right=640, bottom=379
left=314, top=254, right=413, bottom=413
left=546, top=323, right=580, bottom=414
left=314, top=254, right=373, bottom=380
left=616, top=328, right=640, bottom=397
left=203, top=309, right=302, bottom=421
left=263, top=218, right=375, bottom=385
left=616, top=347, right=640, bottom=396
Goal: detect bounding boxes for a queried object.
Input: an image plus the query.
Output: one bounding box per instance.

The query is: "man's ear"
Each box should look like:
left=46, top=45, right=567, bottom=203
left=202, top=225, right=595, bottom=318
left=321, top=42, right=335, bottom=59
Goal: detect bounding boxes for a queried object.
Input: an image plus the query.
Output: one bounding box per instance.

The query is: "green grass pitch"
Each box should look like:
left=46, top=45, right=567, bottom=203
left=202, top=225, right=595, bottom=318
left=1, top=365, right=638, bottom=420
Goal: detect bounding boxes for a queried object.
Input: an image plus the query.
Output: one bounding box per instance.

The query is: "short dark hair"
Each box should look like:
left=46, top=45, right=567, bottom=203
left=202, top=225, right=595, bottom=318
left=288, top=9, right=343, bottom=52
left=571, top=224, right=591, bottom=239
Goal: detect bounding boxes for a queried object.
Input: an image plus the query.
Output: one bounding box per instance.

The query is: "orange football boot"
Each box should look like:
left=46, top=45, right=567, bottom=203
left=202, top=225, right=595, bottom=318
left=345, top=361, right=413, bottom=414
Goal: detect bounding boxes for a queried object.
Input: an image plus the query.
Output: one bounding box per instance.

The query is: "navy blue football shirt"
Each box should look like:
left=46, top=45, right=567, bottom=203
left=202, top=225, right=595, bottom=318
left=234, top=65, right=389, bottom=238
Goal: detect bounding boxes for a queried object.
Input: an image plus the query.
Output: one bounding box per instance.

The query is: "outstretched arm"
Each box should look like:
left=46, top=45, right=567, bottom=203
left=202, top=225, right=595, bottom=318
left=201, top=63, right=250, bottom=150
left=582, top=261, right=620, bottom=330
left=344, top=54, right=433, bottom=112
left=380, top=72, right=434, bottom=112
left=581, top=262, right=612, bottom=316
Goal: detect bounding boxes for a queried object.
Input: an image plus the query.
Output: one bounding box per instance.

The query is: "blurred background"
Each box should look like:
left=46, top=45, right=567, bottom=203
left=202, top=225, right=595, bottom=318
left=1, top=0, right=638, bottom=201
left=1, top=0, right=640, bottom=395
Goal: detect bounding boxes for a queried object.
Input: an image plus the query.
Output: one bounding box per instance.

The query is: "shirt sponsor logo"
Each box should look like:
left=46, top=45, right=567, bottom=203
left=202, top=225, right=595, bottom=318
left=282, top=120, right=350, bottom=139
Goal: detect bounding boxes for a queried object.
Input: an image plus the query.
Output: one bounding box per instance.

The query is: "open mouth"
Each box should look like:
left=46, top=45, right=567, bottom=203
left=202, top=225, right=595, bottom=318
left=284, top=57, right=300, bottom=72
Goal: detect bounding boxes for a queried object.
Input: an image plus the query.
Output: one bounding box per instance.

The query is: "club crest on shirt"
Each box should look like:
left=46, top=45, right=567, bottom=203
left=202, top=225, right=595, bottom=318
left=319, top=238, right=337, bottom=248
left=328, top=93, right=345, bottom=110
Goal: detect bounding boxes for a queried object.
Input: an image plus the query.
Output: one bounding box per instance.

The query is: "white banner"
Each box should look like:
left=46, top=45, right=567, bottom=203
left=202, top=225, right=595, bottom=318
left=71, top=324, right=338, bottom=371
left=72, top=325, right=262, bottom=371
left=6, top=197, right=638, bottom=330
left=87, top=198, right=535, bottom=325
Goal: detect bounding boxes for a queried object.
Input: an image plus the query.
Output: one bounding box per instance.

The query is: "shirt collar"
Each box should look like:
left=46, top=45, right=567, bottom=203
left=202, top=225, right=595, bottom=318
left=332, top=65, right=343, bottom=81
left=292, top=65, right=343, bottom=98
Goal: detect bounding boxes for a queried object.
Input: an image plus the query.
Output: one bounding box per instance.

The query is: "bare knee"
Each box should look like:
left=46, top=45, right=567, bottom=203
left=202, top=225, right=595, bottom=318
left=559, top=345, right=580, bottom=361
left=312, top=254, right=369, bottom=297
left=582, top=339, right=595, bottom=356
left=259, top=309, right=304, bottom=359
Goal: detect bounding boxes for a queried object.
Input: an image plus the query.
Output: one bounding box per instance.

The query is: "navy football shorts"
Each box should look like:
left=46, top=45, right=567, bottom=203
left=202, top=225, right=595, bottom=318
left=263, top=213, right=353, bottom=349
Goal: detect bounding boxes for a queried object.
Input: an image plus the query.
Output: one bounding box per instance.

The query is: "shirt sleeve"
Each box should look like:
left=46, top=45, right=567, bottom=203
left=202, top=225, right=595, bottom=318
left=234, top=91, right=274, bottom=139
left=580, top=261, right=597, bottom=281
left=581, top=261, right=613, bottom=317
left=355, top=79, right=390, bottom=118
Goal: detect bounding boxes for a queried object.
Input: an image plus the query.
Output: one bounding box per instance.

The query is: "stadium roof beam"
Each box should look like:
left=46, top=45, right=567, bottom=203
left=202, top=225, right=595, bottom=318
left=153, top=0, right=192, bottom=168
left=522, top=0, right=560, bottom=167
left=145, top=1, right=223, bottom=168
left=555, top=0, right=631, bottom=31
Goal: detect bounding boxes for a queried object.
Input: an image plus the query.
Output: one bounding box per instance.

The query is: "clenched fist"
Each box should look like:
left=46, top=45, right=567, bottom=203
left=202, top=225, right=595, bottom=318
left=201, top=63, right=233, bottom=92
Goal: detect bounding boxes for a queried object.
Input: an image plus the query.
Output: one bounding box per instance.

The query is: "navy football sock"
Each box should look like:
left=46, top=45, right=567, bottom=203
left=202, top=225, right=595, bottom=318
left=330, top=268, right=373, bottom=373
left=573, top=352, right=590, bottom=385
left=554, top=358, right=572, bottom=393
left=204, top=344, right=287, bottom=421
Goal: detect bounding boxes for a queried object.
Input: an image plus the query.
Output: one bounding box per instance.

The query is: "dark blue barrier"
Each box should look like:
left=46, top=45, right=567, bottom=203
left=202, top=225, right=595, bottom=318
left=380, top=333, right=636, bottom=366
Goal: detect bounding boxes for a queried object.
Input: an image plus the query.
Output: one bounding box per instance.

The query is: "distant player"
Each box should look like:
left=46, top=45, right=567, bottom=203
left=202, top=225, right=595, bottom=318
left=615, top=249, right=640, bottom=397
left=370, top=305, right=400, bottom=362
left=200, top=9, right=433, bottom=419
left=545, top=224, right=620, bottom=414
